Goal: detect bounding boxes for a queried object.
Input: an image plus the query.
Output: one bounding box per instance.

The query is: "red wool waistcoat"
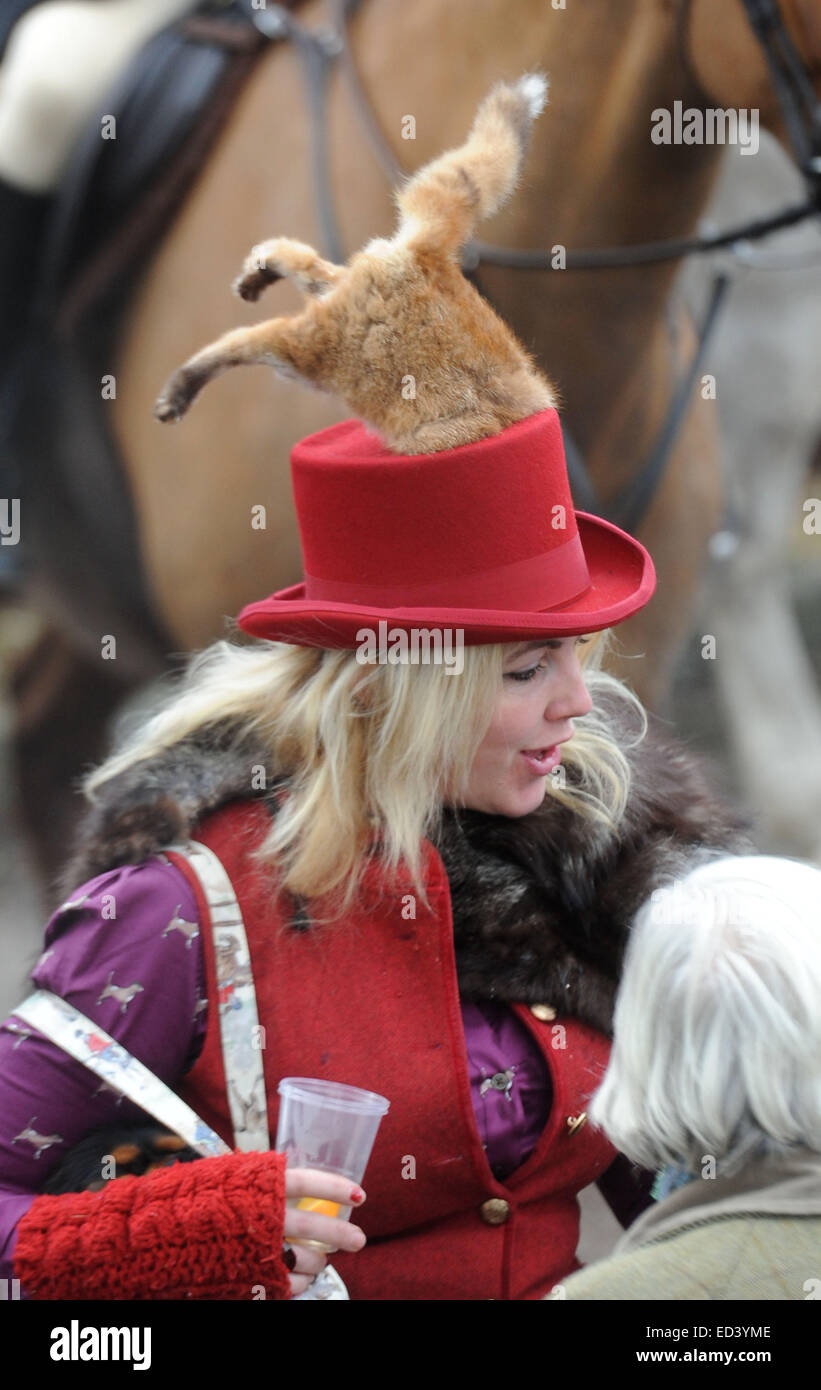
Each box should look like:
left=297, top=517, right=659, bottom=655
left=168, top=799, right=618, bottom=1301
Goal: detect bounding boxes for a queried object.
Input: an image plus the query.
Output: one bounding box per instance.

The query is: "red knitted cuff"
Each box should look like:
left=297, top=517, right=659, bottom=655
left=14, top=1148, right=291, bottom=1301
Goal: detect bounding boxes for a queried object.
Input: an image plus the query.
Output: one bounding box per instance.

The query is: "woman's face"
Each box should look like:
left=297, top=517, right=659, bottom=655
left=460, top=636, right=594, bottom=817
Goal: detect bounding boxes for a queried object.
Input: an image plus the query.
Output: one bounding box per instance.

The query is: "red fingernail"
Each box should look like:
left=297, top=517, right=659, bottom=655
left=350, top=1188, right=365, bottom=1204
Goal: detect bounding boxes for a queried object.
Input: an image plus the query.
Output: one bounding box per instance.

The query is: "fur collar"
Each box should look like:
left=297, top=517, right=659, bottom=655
left=55, top=700, right=753, bottom=1035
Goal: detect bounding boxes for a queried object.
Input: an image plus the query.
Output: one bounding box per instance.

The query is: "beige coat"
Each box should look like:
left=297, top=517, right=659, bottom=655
left=557, top=1148, right=821, bottom=1300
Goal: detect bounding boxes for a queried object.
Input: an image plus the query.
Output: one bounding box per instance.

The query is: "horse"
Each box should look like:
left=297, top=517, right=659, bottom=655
left=7, top=0, right=821, bottom=886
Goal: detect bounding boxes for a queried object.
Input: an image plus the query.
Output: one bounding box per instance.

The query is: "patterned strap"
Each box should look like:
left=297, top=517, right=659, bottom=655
left=12, top=990, right=230, bottom=1158
left=163, top=839, right=270, bottom=1152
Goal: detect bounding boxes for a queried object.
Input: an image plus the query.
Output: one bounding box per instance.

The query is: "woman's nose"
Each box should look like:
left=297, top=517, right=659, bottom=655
left=546, top=651, right=593, bottom=721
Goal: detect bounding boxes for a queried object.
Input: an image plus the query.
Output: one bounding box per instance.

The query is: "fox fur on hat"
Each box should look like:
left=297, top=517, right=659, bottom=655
left=154, top=74, right=556, bottom=452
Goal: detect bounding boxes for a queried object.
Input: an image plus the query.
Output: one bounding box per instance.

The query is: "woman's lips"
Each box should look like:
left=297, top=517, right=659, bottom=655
left=520, top=745, right=562, bottom=775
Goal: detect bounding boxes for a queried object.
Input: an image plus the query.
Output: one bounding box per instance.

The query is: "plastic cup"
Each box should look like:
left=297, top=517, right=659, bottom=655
left=277, top=1078, right=389, bottom=1246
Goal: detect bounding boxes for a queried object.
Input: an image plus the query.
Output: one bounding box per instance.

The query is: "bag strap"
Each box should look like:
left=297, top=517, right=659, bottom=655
left=13, top=989, right=230, bottom=1157
left=15, top=837, right=270, bottom=1156
left=161, top=838, right=270, bottom=1152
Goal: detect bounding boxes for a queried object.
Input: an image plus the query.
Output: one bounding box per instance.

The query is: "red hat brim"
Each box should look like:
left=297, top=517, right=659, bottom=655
left=236, top=511, right=656, bottom=648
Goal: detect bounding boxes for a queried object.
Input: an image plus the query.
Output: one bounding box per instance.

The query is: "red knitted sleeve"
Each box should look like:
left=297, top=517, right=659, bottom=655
left=13, top=1148, right=291, bottom=1301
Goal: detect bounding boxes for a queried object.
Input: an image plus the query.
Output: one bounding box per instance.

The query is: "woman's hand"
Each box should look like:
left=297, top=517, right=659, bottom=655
left=283, top=1166, right=367, bottom=1296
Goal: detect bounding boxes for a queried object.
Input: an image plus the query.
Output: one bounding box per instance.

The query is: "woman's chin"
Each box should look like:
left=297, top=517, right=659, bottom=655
left=512, top=782, right=549, bottom=816
left=481, top=779, right=549, bottom=818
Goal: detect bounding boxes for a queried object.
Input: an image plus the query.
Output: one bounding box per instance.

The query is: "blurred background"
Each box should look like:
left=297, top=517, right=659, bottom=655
left=0, top=0, right=819, bottom=1258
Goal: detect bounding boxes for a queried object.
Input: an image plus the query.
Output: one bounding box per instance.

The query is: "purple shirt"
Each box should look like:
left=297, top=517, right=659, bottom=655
left=0, top=859, right=646, bottom=1295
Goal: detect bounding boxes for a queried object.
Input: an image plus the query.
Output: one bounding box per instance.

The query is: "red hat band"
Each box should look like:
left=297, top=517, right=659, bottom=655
left=293, top=410, right=590, bottom=613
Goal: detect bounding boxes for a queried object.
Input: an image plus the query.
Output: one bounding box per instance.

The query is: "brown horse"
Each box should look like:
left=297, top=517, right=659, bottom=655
left=9, top=0, right=821, bottom=885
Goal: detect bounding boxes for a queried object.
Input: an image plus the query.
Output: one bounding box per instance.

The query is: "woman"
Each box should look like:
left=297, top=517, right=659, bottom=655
left=0, top=411, right=752, bottom=1301
left=0, top=77, right=752, bottom=1301
left=558, top=855, right=821, bottom=1301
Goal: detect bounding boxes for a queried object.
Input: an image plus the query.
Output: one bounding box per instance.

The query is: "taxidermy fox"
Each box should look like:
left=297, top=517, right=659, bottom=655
left=154, top=73, right=556, bottom=453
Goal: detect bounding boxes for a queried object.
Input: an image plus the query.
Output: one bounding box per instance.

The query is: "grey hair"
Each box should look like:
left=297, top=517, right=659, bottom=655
left=590, top=855, right=821, bottom=1177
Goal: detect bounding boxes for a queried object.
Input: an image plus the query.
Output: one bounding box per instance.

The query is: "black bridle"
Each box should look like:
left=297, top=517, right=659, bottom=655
left=743, top=0, right=821, bottom=194
left=240, top=0, right=821, bottom=531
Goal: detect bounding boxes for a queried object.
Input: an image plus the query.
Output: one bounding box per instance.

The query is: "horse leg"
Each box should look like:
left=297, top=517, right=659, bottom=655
left=708, top=576, right=821, bottom=862
left=704, top=440, right=821, bottom=862
left=233, top=238, right=345, bottom=303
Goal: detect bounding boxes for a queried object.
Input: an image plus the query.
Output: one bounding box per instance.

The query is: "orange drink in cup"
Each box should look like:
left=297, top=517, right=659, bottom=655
left=277, top=1078, right=390, bottom=1250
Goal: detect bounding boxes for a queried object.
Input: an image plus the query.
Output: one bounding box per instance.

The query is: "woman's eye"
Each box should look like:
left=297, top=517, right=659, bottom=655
left=505, top=636, right=590, bottom=683
left=507, top=664, right=541, bottom=683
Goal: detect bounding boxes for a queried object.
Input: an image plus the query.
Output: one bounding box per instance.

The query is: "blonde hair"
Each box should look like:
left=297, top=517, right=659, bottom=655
left=84, top=624, right=646, bottom=919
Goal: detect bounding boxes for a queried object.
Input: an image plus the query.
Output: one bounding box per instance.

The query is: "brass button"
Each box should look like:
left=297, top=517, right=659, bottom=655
left=566, top=1113, right=588, bottom=1136
left=530, top=1003, right=556, bottom=1022
left=479, top=1197, right=510, bottom=1225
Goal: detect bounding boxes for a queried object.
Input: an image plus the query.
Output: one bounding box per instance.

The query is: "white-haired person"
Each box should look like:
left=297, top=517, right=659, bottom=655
left=556, top=854, right=821, bottom=1301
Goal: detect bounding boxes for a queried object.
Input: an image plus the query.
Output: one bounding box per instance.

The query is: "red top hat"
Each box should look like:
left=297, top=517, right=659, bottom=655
left=236, top=409, right=655, bottom=647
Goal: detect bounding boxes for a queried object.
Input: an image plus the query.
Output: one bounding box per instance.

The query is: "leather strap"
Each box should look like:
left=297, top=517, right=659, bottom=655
left=164, top=838, right=270, bottom=1152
